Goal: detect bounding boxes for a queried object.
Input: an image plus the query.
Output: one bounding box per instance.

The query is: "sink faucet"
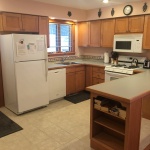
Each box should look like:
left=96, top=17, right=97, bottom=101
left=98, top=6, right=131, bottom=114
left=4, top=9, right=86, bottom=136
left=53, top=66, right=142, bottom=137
left=61, top=53, right=69, bottom=62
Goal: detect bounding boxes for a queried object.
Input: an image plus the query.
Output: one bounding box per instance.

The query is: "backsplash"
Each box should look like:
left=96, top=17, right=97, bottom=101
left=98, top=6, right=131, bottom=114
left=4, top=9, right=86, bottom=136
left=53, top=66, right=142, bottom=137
left=48, top=55, right=79, bottom=62
left=79, top=55, right=103, bottom=60
left=48, top=55, right=104, bottom=62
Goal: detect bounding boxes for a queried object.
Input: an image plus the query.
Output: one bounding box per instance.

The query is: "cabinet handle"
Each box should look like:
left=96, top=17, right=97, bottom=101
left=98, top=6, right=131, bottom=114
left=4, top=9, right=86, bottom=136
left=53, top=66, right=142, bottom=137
left=54, top=71, right=59, bottom=73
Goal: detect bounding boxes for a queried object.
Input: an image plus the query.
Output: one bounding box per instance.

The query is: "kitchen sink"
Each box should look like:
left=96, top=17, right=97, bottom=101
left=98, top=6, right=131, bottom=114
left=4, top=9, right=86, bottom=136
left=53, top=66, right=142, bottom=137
left=56, top=62, right=79, bottom=65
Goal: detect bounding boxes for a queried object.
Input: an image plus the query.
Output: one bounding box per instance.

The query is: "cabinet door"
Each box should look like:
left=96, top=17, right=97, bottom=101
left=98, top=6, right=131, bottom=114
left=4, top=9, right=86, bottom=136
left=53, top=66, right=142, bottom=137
left=1, top=12, right=22, bottom=31
left=0, top=14, right=3, bottom=31
left=66, top=72, right=76, bottom=95
left=0, top=56, right=4, bottom=107
left=101, top=19, right=115, bottom=48
left=86, top=66, right=93, bottom=87
left=89, top=20, right=101, bottom=47
left=115, top=17, right=128, bottom=33
left=129, top=16, right=144, bottom=33
left=143, top=15, right=150, bottom=49
left=76, top=71, right=85, bottom=92
left=39, top=16, right=49, bottom=48
left=78, top=22, right=89, bottom=47
left=22, top=14, right=39, bottom=32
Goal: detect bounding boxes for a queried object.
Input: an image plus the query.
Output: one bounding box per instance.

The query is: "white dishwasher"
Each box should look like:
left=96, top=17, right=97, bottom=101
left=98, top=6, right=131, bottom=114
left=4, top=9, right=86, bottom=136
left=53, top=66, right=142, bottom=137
left=48, top=68, right=66, bottom=101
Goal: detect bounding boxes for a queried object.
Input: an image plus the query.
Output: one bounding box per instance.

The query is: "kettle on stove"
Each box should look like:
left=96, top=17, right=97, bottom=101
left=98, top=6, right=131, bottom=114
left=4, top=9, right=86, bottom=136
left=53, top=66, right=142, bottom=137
left=131, top=58, right=138, bottom=67
left=143, top=59, right=150, bottom=69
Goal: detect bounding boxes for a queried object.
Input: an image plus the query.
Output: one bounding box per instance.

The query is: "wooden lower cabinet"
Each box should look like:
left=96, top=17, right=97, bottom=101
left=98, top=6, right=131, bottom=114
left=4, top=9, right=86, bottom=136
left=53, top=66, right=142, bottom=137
left=89, top=92, right=143, bottom=150
left=66, top=65, right=85, bottom=95
left=0, top=56, right=4, bottom=107
left=86, top=65, right=93, bottom=87
left=142, top=94, right=150, bottom=120
left=92, top=66, right=105, bottom=85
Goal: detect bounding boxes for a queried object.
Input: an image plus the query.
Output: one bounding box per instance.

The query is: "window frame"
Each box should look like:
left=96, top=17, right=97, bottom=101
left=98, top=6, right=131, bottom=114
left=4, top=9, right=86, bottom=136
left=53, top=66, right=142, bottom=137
left=48, top=19, right=75, bottom=56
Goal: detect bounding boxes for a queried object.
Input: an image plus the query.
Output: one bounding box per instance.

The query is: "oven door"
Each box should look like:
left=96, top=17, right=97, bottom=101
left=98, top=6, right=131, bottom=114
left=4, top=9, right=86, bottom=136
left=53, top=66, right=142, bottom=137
left=105, top=71, right=130, bottom=81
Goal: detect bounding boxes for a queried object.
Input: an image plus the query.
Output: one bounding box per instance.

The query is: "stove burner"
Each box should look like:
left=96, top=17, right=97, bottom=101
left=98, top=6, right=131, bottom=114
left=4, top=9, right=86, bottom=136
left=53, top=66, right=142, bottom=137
left=125, top=66, right=139, bottom=69
left=112, top=64, right=126, bottom=67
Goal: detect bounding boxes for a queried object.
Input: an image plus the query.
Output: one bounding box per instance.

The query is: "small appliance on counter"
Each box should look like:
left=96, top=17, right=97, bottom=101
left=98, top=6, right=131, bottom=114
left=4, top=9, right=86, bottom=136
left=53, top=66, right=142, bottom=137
left=111, top=52, right=119, bottom=65
left=131, top=58, right=138, bottom=67
left=104, top=52, right=109, bottom=63
left=143, top=59, right=150, bottom=69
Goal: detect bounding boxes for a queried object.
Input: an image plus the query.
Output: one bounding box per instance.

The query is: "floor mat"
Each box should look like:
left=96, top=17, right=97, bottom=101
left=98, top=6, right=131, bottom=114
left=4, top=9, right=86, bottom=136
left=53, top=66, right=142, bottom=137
left=0, top=111, right=23, bottom=138
left=64, top=91, right=90, bottom=104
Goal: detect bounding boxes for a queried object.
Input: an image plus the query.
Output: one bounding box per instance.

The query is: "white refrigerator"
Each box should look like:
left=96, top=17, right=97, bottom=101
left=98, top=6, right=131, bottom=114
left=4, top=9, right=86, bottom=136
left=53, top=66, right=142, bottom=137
left=0, top=34, right=49, bottom=114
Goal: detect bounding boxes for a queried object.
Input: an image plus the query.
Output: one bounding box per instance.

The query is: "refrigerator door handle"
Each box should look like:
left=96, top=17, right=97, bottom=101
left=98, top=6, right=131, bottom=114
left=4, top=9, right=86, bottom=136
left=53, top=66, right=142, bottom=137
left=45, top=59, right=48, bottom=81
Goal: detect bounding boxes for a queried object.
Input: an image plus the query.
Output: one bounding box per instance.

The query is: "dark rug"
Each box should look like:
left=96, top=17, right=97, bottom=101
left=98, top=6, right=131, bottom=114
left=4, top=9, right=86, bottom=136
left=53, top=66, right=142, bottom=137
left=64, top=91, right=90, bottom=104
left=0, top=111, right=23, bottom=138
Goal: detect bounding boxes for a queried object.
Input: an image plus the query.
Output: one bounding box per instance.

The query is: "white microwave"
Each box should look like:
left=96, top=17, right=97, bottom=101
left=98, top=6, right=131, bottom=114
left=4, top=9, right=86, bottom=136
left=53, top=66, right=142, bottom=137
left=113, top=34, right=143, bottom=53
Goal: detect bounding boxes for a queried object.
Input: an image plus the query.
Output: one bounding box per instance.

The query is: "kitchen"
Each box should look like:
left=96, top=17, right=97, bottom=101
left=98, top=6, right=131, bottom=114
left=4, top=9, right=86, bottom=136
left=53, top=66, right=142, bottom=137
left=0, top=0, right=150, bottom=149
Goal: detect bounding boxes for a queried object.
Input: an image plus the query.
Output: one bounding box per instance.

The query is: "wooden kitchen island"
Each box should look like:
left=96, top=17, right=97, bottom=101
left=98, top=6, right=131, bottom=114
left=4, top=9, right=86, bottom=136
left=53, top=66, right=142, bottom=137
left=86, top=71, right=150, bottom=150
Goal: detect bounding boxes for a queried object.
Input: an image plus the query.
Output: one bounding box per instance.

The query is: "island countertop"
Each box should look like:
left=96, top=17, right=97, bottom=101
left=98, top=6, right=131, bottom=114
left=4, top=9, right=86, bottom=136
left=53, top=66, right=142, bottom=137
left=86, top=69, right=150, bottom=104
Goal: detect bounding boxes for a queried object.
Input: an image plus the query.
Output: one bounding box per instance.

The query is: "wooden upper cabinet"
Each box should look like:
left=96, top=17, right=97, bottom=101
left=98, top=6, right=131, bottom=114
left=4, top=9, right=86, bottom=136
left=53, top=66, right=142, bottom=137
left=89, top=20, right=101, bottom=47
left=101, top=19, right=115, bottom=48
left=0, top=12, right=22, bottom=31
left=128, top=16, right=144, bottom=33
left=115, top=17, right=128, bottom=33
left=0, top=14, right=3, bottom=31
left=39, top=16, right=49, bottom=47
left=0, top=12, right=39, bottom=33
left=115, top=16, right=144, bottom=33
left=78, top=22, right=89, bottom=47
left=22, top=14, right=38, bottom=32
left=143, top=15, right=150, bottom=49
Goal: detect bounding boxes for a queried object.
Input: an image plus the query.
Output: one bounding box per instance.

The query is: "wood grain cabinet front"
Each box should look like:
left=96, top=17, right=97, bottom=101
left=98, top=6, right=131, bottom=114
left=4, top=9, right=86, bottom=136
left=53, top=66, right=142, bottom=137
left=0, top=12, right=39, bottom=33
left=21, top=14, right=39, bottom=32
left=89, top=20, right=101, bottom=47
left=78, top=22, right=89, bottom=47
left=39, top=16, right=49, bottom=47
left=0, top=12, right=22, bottom=31
left=143, top=15, right=150, bottom=49
left=101, top=19, right=115, bottom=48
left=66, top=65, right=85, bottom=95
left=92, top=66, right=105, bottom=85
left=115, top=16, right=144, bottom=33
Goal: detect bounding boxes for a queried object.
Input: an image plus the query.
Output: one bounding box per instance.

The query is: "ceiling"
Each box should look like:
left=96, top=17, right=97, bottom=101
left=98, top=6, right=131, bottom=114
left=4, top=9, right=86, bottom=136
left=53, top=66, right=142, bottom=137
left=32, top=0, right=142, bottom=10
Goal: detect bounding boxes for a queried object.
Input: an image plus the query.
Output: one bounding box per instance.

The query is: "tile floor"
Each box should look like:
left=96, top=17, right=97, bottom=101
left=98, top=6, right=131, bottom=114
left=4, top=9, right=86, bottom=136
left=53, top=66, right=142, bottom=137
left=0, top=99, right=94, bottom=150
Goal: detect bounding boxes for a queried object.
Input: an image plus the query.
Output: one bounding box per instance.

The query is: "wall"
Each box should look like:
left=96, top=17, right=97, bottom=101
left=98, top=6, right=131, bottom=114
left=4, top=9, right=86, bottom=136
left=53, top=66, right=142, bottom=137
left=0, top=0, right=87, bottom=21
left=78, top=0, right=150, bottom=59
left=0, top=0, right=150, bottom=58
left=87, top=1, right=150, bottom=20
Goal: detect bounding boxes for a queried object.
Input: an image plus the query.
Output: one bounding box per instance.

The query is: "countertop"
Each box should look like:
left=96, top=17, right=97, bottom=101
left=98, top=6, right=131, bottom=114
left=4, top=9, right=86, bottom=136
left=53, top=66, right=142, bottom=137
left=86, top=69, right=150, bottom=104
left=48, top=59, right=150, bottom=103
left=48, top=59, right=108, bottom=70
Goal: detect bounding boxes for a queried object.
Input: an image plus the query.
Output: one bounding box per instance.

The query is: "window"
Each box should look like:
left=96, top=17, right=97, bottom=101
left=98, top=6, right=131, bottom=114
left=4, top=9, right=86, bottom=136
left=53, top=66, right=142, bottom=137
left=48, top=20, right=75, bottom=55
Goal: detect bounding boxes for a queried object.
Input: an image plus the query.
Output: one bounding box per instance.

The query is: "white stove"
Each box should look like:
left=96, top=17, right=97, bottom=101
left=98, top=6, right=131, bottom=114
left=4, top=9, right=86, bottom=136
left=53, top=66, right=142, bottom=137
left=105, top=55, right=145, bottom=75
left=105, top=65, right=139, bottom=75
left=105, top=56, right=146, bottom=81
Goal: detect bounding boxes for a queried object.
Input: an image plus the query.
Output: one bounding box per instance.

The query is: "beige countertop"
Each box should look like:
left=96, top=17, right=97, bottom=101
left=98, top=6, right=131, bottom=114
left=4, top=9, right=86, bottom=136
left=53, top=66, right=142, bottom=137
left=48, top=59, right=150, bottom=103
left=86, top=69, right=150, bottom=103
left=48, top=59, right=108, bottom=70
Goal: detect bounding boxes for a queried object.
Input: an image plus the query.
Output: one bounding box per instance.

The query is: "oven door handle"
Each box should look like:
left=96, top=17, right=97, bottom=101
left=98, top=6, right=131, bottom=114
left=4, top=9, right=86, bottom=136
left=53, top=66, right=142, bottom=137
left=105, top=71, right=130, bottom=77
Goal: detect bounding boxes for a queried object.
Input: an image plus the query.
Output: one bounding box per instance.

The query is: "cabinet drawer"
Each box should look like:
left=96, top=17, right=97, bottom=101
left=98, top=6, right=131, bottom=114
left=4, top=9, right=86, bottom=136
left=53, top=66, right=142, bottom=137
left=92, top=78, right=104, bottom=85
left=75, top=65, right=85, bottom=72
left=93, top=66, right=105, bottom=73
left=93, top=72, right=105, bottom=79
left=66, top=67, right=76, bottom=73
